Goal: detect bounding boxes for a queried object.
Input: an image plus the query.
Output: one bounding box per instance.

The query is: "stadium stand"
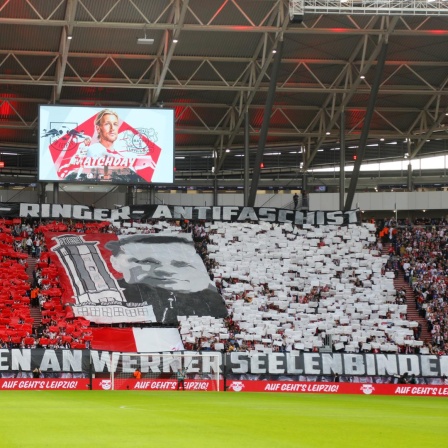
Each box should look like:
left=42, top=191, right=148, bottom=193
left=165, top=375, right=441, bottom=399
left=181, top=221, right=422, bottom=354
left=391, top=224, right=448, bottom=356
left=1, top=215, right=444, bottom=359
left=0, top=212, right=441, bottom=366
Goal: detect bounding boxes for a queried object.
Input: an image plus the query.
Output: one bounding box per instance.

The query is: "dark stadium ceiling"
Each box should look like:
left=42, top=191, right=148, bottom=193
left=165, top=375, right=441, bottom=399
left=1, top=0, right=448, bottom=188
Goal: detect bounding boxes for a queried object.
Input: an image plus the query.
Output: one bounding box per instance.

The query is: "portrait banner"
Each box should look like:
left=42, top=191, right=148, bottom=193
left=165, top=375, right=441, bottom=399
left=45, top=232, right=227, bottom=325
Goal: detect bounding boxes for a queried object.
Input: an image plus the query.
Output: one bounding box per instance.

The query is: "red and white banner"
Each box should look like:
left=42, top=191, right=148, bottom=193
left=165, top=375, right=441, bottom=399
left=0, top=378, right=89, bottom=390
left=93, top=378, right=221, bottom=391
left=226, top=380, right=448, bottom=396
left=44, top=232, right=226, bottom=325
left=90, top=327, right=184, bottom=352
left=2, top=378, right=448, bottom=395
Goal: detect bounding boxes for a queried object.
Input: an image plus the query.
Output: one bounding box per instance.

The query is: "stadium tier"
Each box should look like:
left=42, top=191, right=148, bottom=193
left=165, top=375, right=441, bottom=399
left=0, top=210, right=447, bottom=385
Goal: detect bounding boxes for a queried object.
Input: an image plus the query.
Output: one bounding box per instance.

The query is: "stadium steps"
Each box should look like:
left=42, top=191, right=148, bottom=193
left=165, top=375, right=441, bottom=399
left=26, top=256, right=42, bottom=328
left=394, top=275, right=431, bottom=343
left=29, top=306, right=42, bottom=329
left=25, top=255, right=37, bottom=278
left=381, top=244, right=431, bottom=343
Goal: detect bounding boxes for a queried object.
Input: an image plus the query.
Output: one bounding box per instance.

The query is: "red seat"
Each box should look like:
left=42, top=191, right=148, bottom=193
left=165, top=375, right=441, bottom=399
left=39, top=337, right=50, bottom=346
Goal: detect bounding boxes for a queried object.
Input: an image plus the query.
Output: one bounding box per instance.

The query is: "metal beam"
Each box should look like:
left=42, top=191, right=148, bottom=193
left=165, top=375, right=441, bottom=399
left=339, top=108, right=345, bottom=210
left=151, top=0, right=190, bottom=105
left=5, top=76, right=448, bottom=97
left=244, top=110, right=250, bottom=206
left=344, top=40, right=389, bottom=212
left=54, top=0, right=77, bottom=102
left=215, top=9, right=290, bottom=172
left=305, top=16, right=399, bottom=170
left=212, top=4, right=284, bottom=171
left=302, top=0, right=448, bottom=16
left=410, top=105, right=448, bottom=159
left=248, top=39, right=284, bottom=207
left=5, top=50, right=448, bottom=68
left=2, top=20, right=448, bottom=32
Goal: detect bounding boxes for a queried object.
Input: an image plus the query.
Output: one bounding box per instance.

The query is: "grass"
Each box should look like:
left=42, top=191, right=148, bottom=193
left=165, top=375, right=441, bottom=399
left=0, top=391, right=446, bottom=448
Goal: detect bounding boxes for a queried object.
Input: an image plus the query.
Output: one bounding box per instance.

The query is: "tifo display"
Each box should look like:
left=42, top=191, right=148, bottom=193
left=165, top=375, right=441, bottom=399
left=0, top=206, right=446, bottom=394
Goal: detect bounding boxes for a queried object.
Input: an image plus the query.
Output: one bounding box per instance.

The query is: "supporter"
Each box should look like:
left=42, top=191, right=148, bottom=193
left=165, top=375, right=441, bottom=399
left=392, top=221, right=448, bottom=354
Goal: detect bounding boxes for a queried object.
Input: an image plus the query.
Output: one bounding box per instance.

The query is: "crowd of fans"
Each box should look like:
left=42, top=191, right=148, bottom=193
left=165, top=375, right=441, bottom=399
left=0, top=219, right=92, bottom=350
left=1, top=214, right=447, bottom=365
left=384, top=221, right=448, bottom=356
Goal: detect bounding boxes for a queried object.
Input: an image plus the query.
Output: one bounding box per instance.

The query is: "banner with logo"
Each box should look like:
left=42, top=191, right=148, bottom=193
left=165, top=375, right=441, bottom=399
left=0, top=378, right=89, bottom=390
left=225, top=380, right=448, bottom=396
left=1, top=377, right=447, bottom=396
left=44, top=232, right=227, bottom=325
left=93, top=378, right=219, bottom=391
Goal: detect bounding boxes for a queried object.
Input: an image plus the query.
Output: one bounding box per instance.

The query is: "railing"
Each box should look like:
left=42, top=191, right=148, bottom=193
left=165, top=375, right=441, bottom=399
left=293, top=0, right=448, bottom=16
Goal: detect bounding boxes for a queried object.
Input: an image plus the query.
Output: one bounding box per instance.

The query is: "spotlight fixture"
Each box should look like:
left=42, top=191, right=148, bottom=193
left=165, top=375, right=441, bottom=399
left=138, top=37, right=154, bottom=45
left=137, top=30, right=154, bottom=45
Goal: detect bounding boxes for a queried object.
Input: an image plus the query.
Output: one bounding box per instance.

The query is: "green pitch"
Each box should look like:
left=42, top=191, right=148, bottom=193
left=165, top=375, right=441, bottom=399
left=0, top=391, right=446, bottom=448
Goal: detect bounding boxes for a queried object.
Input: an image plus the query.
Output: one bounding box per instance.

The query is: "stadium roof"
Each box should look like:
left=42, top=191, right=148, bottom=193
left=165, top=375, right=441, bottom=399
left=1, top=0, right=448, bottom=189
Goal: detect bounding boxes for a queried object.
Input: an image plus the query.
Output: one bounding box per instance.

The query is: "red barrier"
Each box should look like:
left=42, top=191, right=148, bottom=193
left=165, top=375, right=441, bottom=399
left=2, top=378, right=447, bottom=396
left=0, top=378, right=89, bottom=390
left=226, top=380, right=448, bottom=396
left=93, top=379, right=220, bottom=391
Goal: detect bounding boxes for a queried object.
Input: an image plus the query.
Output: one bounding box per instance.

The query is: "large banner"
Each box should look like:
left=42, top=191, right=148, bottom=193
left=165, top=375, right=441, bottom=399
left=1, top=378, right=447, bottom=395
left=0, top=378, right=90, bottom=390
left=3, top=203, right=360, bottom=226
left=38, top=106, right=174, bottom=184
left=0, top=350, right=447, bottom=378
left=45, top=232, right=227, bottom=324
left=225, top=381, right=448, bottom=397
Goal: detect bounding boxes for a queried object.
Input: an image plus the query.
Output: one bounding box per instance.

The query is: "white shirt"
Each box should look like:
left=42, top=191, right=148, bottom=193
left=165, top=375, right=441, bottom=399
left=86, top=142, right=109, bottom=158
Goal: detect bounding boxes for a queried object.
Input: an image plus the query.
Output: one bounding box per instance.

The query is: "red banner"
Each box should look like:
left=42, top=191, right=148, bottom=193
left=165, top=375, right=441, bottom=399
left=0, top=378, right=90, bottom=390
left=2, top=378, right=448, bottom=395
left=92, top=379, right=222, bottom=391
left=225, top=380, right=448, bottom=396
